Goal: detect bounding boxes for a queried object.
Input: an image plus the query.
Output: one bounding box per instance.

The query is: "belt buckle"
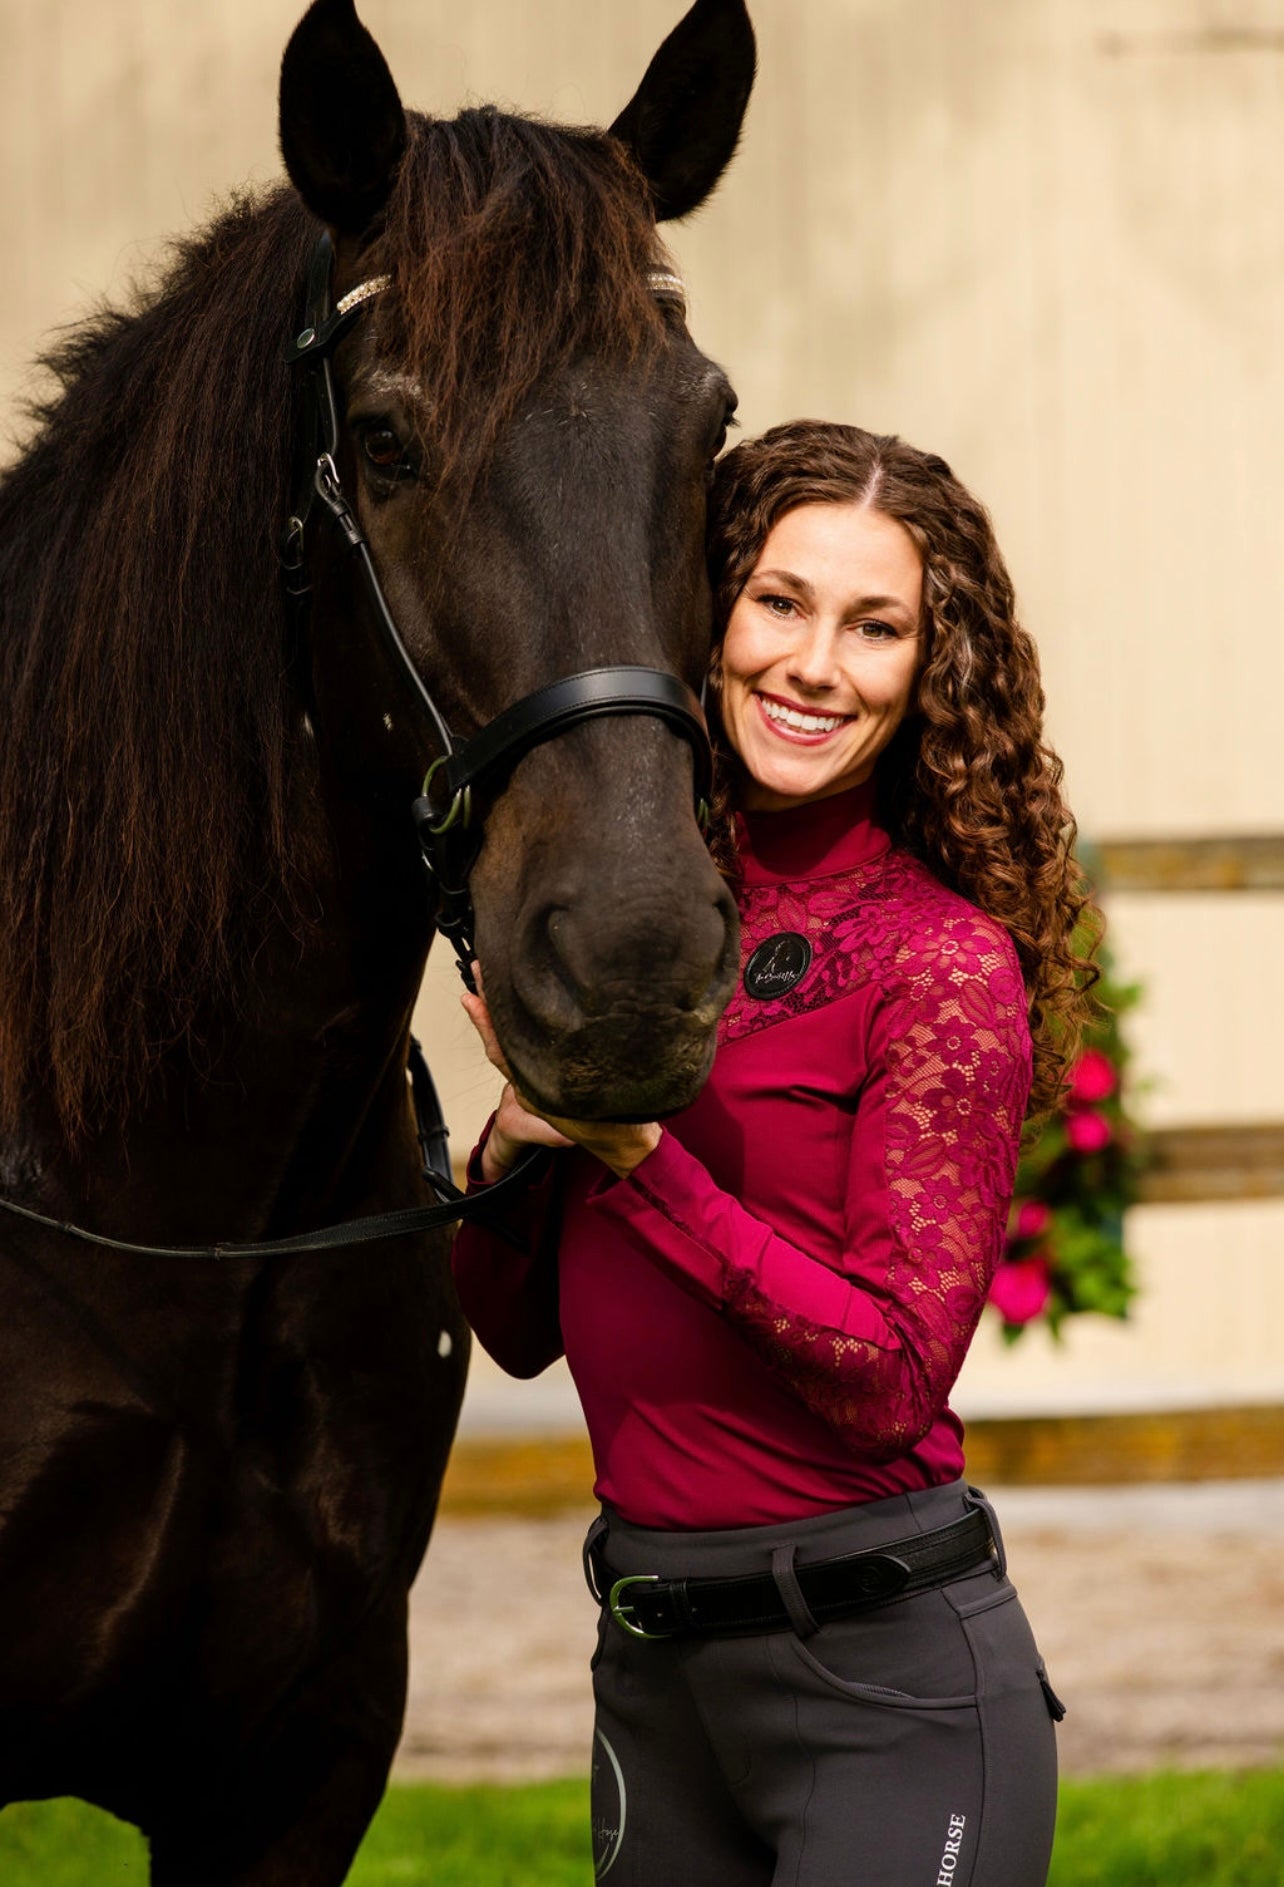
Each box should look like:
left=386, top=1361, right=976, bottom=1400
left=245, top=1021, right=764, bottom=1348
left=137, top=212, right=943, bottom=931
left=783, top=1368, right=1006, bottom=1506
left=608, top=1573, right=676, bottom=1640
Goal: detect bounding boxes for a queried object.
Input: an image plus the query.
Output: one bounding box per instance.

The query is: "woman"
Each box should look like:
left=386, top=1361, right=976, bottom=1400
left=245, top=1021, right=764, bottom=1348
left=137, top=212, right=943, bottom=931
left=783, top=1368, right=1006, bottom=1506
left=452, top=420, right=1094, bottom=1887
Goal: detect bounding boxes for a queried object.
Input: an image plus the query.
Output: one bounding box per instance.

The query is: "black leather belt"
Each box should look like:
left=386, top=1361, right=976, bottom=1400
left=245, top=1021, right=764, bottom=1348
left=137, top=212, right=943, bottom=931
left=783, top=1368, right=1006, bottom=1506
left=596, top=1508, right=996, bottom=1641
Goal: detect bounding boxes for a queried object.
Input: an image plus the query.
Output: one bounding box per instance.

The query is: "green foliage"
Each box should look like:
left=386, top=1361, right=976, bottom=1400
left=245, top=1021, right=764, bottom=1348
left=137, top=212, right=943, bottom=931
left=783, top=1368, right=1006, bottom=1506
left=991, top=931, right=1145, bottom=1342
left=5, top=1769, right=1283, bottom=1885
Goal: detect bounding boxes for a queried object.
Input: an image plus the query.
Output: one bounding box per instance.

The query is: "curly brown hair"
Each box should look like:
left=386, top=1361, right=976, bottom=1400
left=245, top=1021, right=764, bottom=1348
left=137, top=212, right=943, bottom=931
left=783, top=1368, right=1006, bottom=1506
left=706, top=419, right=1100, bottom=1121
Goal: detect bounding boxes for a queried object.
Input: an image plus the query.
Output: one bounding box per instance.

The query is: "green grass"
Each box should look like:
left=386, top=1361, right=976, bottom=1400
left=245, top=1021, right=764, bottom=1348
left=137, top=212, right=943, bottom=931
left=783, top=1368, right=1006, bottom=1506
left=0, top=1793, right=144, bottom=1883
left=1, top=1768, right=1281, bottom=1884
left=348, top=1779, right=589, bottom=1885
left=1048, top=1768, right=1284, bottom=1886
left=0, top=1782, right=592, bottom=1886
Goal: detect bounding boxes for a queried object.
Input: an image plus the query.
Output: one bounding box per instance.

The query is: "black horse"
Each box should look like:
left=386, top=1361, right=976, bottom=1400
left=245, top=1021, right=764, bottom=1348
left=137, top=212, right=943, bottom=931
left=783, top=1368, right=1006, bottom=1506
left=0, top=0, right=754, bottom=1878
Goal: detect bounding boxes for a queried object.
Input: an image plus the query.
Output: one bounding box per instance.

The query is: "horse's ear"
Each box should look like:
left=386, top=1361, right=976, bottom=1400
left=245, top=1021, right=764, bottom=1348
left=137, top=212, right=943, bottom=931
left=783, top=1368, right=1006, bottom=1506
left=279, top=0, right=408, bottom=234
left=609, top=0, right=756, bottom=223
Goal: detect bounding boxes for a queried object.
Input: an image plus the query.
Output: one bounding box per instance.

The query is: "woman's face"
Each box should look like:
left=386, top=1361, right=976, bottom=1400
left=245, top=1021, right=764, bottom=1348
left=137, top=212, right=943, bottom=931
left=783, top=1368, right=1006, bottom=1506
left=718, top=502, right=924, bottom=812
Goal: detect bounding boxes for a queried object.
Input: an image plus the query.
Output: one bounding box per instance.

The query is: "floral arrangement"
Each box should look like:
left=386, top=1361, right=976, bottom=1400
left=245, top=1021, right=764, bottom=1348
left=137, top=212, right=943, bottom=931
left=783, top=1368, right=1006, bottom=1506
left=988, top=942, right=1144, bottom=1340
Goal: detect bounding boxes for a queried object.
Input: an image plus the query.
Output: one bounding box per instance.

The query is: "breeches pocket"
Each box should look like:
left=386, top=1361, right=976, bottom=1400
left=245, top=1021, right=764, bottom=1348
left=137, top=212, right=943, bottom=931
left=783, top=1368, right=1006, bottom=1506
left=780, top=1583, right=998, bottom=1708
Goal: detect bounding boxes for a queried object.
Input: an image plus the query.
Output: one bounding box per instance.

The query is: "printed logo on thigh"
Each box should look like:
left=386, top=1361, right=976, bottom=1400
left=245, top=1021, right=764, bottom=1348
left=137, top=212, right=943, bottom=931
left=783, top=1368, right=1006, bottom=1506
left=935, top=1810, right=968, bottom=1884
left=592, top=1728, right=627, bottom=1879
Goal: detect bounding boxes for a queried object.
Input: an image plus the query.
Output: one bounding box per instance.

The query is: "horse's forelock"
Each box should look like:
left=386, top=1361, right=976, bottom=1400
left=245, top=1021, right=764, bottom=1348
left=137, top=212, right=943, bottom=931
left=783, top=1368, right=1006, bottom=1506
left=369, top=109, right=668, bottom=482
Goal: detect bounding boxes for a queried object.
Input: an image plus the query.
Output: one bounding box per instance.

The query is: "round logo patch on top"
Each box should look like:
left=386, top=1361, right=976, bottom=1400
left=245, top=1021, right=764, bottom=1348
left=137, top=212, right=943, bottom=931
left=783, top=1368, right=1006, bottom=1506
left=743, top=930, right=813, bottom=1001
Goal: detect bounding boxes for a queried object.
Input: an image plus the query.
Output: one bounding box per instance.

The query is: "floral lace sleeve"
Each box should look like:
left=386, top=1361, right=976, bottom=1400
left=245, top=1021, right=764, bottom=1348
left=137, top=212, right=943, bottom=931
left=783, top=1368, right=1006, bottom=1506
left=589, top=902, right=1031, bottom=1460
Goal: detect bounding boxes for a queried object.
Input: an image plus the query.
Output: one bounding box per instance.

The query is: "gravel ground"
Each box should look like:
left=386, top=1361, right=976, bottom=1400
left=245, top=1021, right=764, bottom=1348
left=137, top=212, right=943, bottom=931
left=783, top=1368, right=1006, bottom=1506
left=396, top=1482, right=1284, bottom=1784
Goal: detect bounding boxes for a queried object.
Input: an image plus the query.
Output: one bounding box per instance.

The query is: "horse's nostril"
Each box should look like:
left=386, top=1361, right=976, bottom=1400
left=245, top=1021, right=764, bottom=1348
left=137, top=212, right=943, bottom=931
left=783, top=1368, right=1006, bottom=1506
left=512, top=883, right=736, bottom=1036
left=485, top=874, right=739, bottom=1119
left=537, top=906, right=586, bottom=1014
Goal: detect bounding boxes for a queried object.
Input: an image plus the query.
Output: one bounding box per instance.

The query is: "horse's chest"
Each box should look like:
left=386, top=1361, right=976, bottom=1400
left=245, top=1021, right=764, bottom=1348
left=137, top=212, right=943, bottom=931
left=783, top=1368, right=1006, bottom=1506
left=0, top=1246, right=460, bottom=1754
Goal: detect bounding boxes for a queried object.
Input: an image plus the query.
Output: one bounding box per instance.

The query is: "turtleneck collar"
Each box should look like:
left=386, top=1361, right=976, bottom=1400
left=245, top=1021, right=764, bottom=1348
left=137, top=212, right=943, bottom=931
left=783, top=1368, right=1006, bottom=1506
left=735, top=778, right=891, bottom=886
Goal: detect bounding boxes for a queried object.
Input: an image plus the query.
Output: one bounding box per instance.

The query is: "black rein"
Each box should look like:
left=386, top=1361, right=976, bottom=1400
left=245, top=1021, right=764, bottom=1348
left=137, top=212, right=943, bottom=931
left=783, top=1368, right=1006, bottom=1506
left=0, top=1041, right=541, bottom=1259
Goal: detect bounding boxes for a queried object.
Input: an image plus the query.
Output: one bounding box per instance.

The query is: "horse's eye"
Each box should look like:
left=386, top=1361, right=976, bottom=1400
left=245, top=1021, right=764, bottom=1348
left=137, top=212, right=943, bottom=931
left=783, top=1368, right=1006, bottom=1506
left=363, top=427, right=409, bottom=472
left=709, top=400, right=740, bottom=466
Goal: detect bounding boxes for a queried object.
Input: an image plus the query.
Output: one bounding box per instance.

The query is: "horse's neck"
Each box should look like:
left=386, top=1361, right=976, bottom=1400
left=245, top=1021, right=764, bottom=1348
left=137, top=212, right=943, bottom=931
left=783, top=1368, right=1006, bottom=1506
left=61, top=561, right=442, bottom=1234
left=44, top=790, right=434, bottom=1242
left=141, top=574, right=442, bottom=1240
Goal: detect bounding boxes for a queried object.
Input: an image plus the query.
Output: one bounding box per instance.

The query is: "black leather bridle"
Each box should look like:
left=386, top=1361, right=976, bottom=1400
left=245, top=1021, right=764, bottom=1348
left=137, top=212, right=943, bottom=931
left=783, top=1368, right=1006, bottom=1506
left=282, top=232, right=712, bottom=992
left=0, top=233, right=713, bottom=1260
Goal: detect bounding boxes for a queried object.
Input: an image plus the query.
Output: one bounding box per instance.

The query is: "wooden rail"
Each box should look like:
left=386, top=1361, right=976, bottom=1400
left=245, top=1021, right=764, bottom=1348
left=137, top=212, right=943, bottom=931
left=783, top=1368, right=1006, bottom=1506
left=1094, top=833, right=1284, bottom=892
left=1140, top=1122, right=1284, bottom=1203
left=439, top=1404, right=1284, bottom=1512
left=961, top=1404, right=1284, bottom=1487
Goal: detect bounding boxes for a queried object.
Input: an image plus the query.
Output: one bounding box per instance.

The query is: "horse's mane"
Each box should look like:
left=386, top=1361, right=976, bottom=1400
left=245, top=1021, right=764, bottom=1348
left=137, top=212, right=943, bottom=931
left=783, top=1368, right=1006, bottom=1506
left=0, top=107, right=663, bottom=1139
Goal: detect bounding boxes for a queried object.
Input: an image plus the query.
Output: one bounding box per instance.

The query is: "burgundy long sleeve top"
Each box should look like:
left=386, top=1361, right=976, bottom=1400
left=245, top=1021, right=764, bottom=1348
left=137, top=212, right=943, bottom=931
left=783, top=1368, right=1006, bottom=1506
left=451, top=780, right=1032, bottom=1529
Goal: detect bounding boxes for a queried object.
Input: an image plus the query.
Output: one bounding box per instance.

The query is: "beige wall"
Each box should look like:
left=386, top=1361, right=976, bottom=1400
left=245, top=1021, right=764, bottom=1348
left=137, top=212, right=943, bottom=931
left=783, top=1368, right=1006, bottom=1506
left=8, top=1, right=1284, bottom=833
left=4, top=1, right=1281, bottom=1414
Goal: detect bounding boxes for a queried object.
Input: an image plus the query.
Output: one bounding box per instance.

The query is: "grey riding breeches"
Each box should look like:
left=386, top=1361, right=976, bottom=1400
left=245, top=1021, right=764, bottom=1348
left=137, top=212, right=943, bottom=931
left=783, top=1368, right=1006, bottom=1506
left=586, top=1481, right=1062, bottom=1887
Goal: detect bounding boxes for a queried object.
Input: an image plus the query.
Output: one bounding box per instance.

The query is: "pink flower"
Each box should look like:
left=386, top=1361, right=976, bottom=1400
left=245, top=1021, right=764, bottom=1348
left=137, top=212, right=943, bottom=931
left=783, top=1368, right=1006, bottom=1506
left=1065, top=1109, right=1111, bottom=1154
left=1070, top=1049, right=1116, bottom=1105
left=989, top=1254, right=1052, bottom=1325
left=1014, top=1199, right=1051, bottom=1240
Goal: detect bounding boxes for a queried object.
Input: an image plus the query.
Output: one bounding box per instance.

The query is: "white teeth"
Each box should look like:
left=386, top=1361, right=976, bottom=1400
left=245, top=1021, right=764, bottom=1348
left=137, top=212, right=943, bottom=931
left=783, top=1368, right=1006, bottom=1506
left=760, top=698, right=847, bottom=734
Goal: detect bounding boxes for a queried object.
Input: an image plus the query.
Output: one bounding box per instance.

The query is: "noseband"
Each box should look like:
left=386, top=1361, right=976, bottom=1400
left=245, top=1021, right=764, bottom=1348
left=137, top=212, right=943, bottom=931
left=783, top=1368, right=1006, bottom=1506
left=281, top=233, right=712, bottom=992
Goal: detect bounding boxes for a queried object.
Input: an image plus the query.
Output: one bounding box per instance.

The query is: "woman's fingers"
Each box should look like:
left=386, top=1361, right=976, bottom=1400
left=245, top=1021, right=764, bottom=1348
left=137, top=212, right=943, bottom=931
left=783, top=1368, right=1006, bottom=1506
left=496, top=1085, right=576, bottom=1150
left=480, top=1082, right=575, bottom=1182
left=460, top=982, right=511, bottom=1079
left=461, top=961, right=636, bottom=1173
left=458, top=963, right=576, bottom=1178
left=539, top=1114, right=662, bottom=1179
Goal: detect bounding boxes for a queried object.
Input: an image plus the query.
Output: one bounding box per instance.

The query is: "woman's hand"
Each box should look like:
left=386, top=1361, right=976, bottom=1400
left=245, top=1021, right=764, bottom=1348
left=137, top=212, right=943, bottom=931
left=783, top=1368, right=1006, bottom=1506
left=460, top=976, right=575, bottom=1183
left=461, top=968, right=661, bottom=1183
left=536, top=1111, right=662, bottom=1181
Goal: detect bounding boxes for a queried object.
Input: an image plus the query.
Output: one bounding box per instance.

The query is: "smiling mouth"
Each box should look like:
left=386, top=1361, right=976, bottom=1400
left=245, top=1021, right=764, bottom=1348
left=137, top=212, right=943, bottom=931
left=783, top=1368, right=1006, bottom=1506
left=756, top=694, right=853, bottom=738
